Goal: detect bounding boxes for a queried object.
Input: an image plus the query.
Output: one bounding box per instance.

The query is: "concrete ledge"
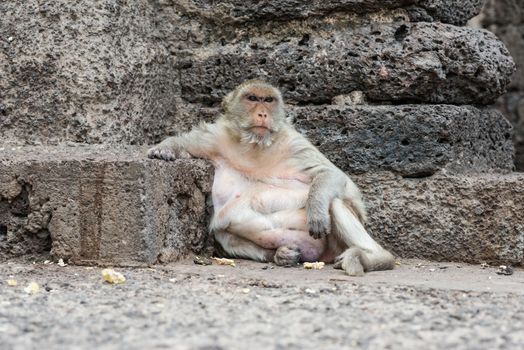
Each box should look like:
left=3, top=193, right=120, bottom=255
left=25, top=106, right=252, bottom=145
left=0, top=145, right=213, bottom=265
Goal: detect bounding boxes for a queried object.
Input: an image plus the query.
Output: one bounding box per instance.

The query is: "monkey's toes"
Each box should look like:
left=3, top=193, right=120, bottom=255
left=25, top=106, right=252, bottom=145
left=273, top=246, right=301, bottom=267
left=333, top=255, right=343, bottom=270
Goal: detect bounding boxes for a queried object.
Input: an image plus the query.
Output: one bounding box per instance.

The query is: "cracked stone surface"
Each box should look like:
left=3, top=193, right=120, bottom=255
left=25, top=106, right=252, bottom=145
left=291, top=105, right=514, bottom=176
left=357, top=172, right=524, bottom=266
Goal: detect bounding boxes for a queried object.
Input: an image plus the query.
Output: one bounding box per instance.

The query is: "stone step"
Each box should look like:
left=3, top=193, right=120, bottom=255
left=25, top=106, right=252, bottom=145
left=1, top=146, right=523, bottom=266
left=179, top=22, right=514, bottom=105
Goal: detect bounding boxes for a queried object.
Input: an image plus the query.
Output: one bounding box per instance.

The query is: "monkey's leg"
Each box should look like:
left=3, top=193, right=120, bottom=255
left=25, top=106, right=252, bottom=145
left=214, top=231, right=275, bottom=262
left=331, top=198, right=395, bottom=276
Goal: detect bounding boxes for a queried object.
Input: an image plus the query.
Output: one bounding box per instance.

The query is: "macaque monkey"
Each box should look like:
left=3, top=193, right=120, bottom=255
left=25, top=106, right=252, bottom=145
left=148, top=80, right=394, bottom=276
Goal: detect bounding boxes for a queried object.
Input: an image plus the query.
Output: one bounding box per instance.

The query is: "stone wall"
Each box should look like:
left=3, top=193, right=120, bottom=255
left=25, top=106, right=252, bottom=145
left=0, top=0, right=514, bottom=146
left=478, top=0, right=524, bottom=170
left=1, top=1, right=522, bottom=265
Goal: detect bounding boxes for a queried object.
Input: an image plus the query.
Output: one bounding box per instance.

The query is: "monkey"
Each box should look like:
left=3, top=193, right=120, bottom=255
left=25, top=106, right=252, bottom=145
left=147, top=79, right=395, bottom=276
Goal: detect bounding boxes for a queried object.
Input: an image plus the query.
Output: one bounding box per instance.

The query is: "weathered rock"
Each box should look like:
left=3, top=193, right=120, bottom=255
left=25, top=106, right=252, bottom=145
left=411, top=0, right=485, bottom=25
left=291, top=104, right=514, bottom=176
left=480, top=0, right=524, bottom=170
left=180, top=103, right=515, bottom=176
left=0, top=145, right=213, bottom=265
left=482, top=0, right=524, bottom=26
left=180, top=22, right=514, bottom=105
left=358, top=172, right=524, bottom=266
left=494, top=93, right=524, bottom=171
left=175, top=0, right=485, bottom=25
left=484, top=24, right=524, bottom=93
left=0, top=1, right=178, bottom=146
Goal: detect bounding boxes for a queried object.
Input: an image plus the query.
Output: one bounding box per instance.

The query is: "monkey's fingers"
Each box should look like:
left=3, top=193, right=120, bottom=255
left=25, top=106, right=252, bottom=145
left=147, top=147, right=176, bottom=161
left=307, top=217, right=331, bottom=239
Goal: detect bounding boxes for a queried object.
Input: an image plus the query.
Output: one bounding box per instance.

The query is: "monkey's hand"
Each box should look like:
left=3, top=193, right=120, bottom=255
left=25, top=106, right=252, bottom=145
left=307, top=209, right=331, bottom=239
left=147, top=143, right=191, bottom=161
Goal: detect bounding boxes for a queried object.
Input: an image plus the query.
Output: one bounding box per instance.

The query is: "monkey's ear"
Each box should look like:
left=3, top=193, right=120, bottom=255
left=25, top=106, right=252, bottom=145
left=221, top=91, right=235, bottom=112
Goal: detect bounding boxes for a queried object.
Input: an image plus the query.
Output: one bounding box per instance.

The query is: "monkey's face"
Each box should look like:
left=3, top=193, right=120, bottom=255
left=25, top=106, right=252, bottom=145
left=224, top=81, right=287, bottom=147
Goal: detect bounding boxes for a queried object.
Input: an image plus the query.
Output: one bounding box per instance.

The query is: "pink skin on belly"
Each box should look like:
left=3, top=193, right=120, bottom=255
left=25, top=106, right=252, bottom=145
left=212, top=159, right=333, bottom=262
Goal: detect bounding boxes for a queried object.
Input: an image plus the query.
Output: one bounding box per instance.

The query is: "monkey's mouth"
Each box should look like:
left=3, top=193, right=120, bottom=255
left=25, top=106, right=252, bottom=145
left=250, top=126, right=271, bottom=135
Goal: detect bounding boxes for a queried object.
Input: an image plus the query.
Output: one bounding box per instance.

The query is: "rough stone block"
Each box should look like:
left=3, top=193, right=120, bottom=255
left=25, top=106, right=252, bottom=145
left=358, top=172, right=524, bottom=266
left=482, top=0, right=524, bottom=26
left=180, top=22, right=514, bottom=105
left=172, top=103, right=515, bottom=176
left=0, top=146, right=213, bottom=265
left=292, top=104, right=515, bottom=176
left=494, top=93, right=524, bottom=171
left=480, top=0, right=524, bottom=171
left=1, top=147, right=523, bottom=266
left=176, top=0, right=485, bottom=25
left=0, top=1, right=178, bottom=146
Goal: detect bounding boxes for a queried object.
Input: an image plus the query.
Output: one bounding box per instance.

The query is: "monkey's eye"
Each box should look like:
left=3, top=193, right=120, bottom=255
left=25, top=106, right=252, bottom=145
left=264, top=97, right=274, bottom=103
left=247, top=95, right=258, bottom=102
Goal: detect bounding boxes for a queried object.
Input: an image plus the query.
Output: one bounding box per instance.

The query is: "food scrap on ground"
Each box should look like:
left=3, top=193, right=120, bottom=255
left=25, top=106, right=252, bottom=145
left=102, top=269, right=126, bottom=284
left=193, top=256, right=212, bottom=266
left=212, top=257, right=236, bottom=267
left=6, top=279, right=17, bottom=286
left=24, top=282, right=40, bottom=295
left=303, top=262, right=325, bottom=270
left=497, top=265, right=514, bottom=276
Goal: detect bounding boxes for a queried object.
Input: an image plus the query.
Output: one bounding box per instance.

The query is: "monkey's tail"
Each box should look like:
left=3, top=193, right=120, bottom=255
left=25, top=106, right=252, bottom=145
left=331, top=198, right=395, bottom=276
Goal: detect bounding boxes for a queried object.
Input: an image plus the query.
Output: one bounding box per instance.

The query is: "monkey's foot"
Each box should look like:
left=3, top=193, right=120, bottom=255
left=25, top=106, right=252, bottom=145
left=334, top=249, right=365, bottom=277
left=273, top=246, right=301, bottom=267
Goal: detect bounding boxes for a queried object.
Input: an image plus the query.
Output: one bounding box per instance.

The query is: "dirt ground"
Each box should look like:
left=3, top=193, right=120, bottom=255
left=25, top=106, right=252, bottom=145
left=1, top=258, right=523, bottom=350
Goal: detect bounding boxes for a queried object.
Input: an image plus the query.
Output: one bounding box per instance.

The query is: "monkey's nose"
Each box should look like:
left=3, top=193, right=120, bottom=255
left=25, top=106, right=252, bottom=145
left=258, top=113, right=267, bottom=118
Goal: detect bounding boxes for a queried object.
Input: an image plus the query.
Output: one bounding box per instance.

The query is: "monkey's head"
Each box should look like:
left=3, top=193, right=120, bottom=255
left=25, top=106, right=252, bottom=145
left=221, top=79, right=287, bottom=147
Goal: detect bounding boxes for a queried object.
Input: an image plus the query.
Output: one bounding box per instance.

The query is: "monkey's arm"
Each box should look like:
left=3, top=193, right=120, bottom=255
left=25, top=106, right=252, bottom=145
left=147, top=122, right=219, bottom=161
left=304, top=160, right=347, bottom=239
left=291, top=133, right=361, bottom=238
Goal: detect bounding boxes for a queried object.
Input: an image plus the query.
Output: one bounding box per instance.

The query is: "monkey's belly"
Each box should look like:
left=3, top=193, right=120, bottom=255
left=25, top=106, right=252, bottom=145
left=211, top=164, right=333, bottom=262
left=211, top=164, right=310, bottom=220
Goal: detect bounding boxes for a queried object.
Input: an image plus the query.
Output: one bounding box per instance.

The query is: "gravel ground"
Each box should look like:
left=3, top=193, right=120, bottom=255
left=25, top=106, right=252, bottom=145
left=1, top=258, right=523, bottom=350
